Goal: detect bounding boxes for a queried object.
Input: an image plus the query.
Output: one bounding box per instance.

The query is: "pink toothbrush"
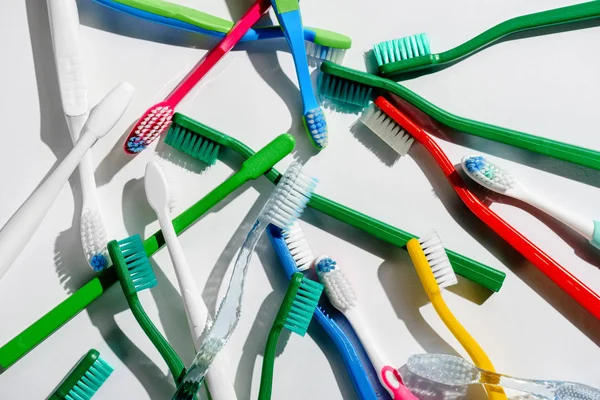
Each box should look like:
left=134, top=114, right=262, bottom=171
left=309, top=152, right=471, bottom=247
left=124, top=0, right=271, bottom=154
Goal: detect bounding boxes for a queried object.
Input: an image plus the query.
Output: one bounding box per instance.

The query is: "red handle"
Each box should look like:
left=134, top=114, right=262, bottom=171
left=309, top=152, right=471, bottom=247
left=375, top=95, right=600, bottom=320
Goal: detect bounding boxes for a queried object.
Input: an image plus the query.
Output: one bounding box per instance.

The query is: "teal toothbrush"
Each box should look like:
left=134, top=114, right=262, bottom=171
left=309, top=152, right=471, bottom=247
left=271, top=0, right=328, bottom=149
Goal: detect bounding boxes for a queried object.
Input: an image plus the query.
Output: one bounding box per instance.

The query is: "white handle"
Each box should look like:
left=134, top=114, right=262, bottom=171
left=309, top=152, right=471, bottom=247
left=157, top=212, right=237, bottom=400
left=47, top=0, right=87, bottom=116
left=0, top=131, right=97, bottom=280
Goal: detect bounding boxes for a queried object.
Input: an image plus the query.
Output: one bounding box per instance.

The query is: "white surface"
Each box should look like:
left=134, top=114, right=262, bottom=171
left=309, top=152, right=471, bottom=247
left=0, top=0, right=600, bottom=399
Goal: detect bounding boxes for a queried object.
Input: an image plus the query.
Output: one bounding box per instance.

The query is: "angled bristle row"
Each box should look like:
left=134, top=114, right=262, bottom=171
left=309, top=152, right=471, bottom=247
left=164, top=123, right=220, bottom=165
left=316, top=257, right=357, bottom=311
left=126, top=106, right=174, bottom=153
left=80, top=208, right=108, bottom=271
left=262, top=163, right=317, bottom=229
left=305, top=42, right=346, bottom=65
left=418, top=231, right=457, bottom=288
left=117, top=235, right=157, bottom=292
left=65, top=356, right=114, bottom=400
left=304, top=107, right=328, bottom=148
left=373, top=33, right=431, bottom=66
left=360, top=104, right=414, bottom=156
left=282, top=222, right=315, bottom=271
left=284, top=277, right=323, bottom=336
left=463, top=155, right=515, bottom=192
left=317, top=72, right=372, bottom=113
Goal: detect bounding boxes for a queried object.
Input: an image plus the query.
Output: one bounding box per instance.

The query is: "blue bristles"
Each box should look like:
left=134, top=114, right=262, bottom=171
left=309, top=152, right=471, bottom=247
left=126, top=137, right=146, bottom=153
left=90, top=254, right=108, bottom=272
left=304, top=108, right=328, bottom=148
left=464, top=156, right=487, bottom=173
left=317, top=72, right=372, bottom=113
left=315, top=256, right=337, bottom=273
left=117, top=235, right=157, bottom=292
left=372, top=33, right=431, bottom=66
left=284, top=277, right=323, bottom=336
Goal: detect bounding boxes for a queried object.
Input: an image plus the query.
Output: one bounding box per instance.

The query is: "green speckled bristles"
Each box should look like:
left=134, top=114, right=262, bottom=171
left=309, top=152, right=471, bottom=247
left=317, top=72, right=373, bottom=113
left=117, top=235, right=157, bottom=292
left=165, top=122, right=220, bottom=165
left=65, top=357, right=114, bottom=400
left=373, top=33, right=431, bottom=66
left=284, top=278, right=323, bottom=336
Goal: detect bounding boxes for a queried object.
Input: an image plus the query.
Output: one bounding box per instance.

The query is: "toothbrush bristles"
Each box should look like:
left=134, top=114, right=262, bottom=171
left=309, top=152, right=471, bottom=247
left=282, top=222, right=316, bottom=271
left=306, top=42, right=346, bottom=66
left=418, top=231, right=457, bottom=289
left=360, top=104, right=414, bottom=156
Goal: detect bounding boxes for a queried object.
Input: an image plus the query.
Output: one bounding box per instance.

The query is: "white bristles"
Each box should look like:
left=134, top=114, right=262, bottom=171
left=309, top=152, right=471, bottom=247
left=461, top=155, right=516, bottom=193
left=80, top=208, right=108, bottom=271
left=360, top=104, right=414, bottom=156
left=282, top=222, right=316, bottom=271
left=418, top=231, right=457, bottom=288
left=305, top=42, right=346, bottom=65
left=261, top=162, right=317, bottom=230
left=315, top=256, right=357, bottom=311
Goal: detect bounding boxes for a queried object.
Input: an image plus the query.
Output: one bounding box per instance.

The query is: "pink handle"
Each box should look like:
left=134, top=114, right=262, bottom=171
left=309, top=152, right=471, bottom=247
left=165, top=0, right=271, bottom=105
left=381, top=366, right=418, bottom=400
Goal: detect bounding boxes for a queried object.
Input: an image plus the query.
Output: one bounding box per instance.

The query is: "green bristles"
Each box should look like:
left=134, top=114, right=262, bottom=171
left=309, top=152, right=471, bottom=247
left=284, top=277, right=323, bottom=336
left=165, top=122, right=220, bottom=165
left=317, top=72, right=373, bottom=113
left=49, top=349, right=114, bottom=400
left=116, top=235, right=157, bottom=292
left=372, top=33, right=431, bottom=66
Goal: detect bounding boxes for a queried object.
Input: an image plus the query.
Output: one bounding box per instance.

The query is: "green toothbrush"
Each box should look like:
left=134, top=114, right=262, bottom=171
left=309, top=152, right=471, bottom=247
left=48, top=349, right=114, bottom=400
left=374, top=1, right=600, bottom=78
left=258, top=273, right=323, bottom=400
left=0, top=133, right=294, bottom=371
left=318, top=61, right=600, bottom=171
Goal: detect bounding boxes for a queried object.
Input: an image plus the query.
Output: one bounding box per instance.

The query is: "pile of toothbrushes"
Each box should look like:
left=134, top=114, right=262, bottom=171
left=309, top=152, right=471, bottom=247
left=1, top=0, right=600, bottom=398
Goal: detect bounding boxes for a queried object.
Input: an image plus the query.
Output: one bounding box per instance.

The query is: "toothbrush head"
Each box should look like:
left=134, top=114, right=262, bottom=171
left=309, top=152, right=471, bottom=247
left=407, top=353, right=479, bottom=387
left=80, top=208, right=109, bottom=271
left=284, top=273, right=324, bottom=336
left=144, top=161, right=172, bottom=213
left=282, top=222, right=316, bottom=271
left=303, top=108, right=328, bottom=149
left=124, top=101, right=174, bottom=154
left=372, top=34, right=431, bottom=67
left=317, top=71, right=373, bottom=114
left=418, top=231, right=457, bottom=289
left=461, top=155, right=516, bottom=193
left=49, top=349, right=114, bottom=399
left=109, top=235, right=157, bottom=295
left=164, top=119, right=220, bottom=165
left=555, top=383, right=600, bottom=400
left=316, top=256, right=357, bottom=311
left=260, top=162, right=317, bottom=229
left=359, top=103, right=414, bottom=156
left=85, top=82, right=135, bottom=139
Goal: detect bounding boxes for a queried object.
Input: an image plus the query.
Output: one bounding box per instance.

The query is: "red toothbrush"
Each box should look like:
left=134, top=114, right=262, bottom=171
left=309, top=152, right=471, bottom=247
left=124, top=0, right=271, bottom=154
left=364, top=95, right=600, bottom=320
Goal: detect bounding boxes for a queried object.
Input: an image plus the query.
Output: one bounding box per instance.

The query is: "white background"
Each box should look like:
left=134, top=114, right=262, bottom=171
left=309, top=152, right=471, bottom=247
left=1, top=0, right=600, bottom=398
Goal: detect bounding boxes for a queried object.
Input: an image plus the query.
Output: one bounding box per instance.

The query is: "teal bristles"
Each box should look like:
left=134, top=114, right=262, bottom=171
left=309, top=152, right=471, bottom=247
left=284, top=277, right=324, bottom=336
left=49, top=349, right=113, bottom=400
left=372, top=33, right=431, bottom=67
left=164, top=122, right=220, bottom=165
left=117, top=235, right=157, bottom=292
left=317, top=72, right=373, bottom=113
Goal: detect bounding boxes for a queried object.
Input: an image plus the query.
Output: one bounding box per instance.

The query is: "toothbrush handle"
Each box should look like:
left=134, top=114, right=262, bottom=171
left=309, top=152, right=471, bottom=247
left=165, top=0, right=271, bottom=105
left=380, top=366, right=418, bottom=400
left=0, top=131, right=97, bottom=281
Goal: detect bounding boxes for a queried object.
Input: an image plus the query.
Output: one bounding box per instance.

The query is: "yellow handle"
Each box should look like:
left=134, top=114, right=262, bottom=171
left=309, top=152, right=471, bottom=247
left=407, top=239, right=506, bottom=400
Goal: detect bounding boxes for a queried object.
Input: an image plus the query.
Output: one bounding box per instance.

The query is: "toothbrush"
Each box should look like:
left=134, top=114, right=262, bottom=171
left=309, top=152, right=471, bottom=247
left=48, top=349, right=114, bottom=400
left=173, top=162, right=317, bottom=400
left=316, top=256, right=418, bottom=399
left=0, top=82, right=134, bottom=282
left=257, top=272, right=323, bottom=400
left=317, top=62, right=600, bottom=171
left=373, top=2, right=600, bottom=78
left=144, top=161, right=237, bottom=400
left=47, top=0, right=110, bottom=271
left=359, top=94, right=600, bottom=320
left=407, top=353, right=600, bottom=400
left=270, top=0, right=328, bottom=149
left=462, top=155, right=600, bottom=250
left=123, top=0, right=271, bottom=154
left=93, top=0, right=350, bottom=63
left=406, top=231, right=506, bottom=400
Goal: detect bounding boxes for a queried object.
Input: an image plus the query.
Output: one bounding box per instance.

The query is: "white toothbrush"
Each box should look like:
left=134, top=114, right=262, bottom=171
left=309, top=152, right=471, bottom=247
left=0, top=82, right=134, bottom=282
left=315, top=256, right=418, bottom=400
left=144, top=161, right=237, bottom=400
left=47, top=0, right=110, bottom=271
left=461, top=155, right=600, bottom=249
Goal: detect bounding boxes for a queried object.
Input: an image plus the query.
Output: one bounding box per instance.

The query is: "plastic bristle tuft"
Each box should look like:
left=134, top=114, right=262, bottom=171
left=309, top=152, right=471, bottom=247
left=126, top=105, right=174, bottom=154
left=80, top=208, right=108, bottom=271
left=117, top=235, right=157, bottom=292
left=418, top=231, right=457, bottom=288
left=164, top=122, right=220, bottom=165
left=305, top=42, right=346, bottom=65
left=317, top=72, right=372, bottom=113
left=282, top=222, right=316, bottom=271
left=373, top=33, right=431, bottom=66
left=304, top=107, right=328, bottom=148
left=66, top=356, right=114, bottom=400
left=360, top=104, right=414, bottom=156
left=407, top=354, right=478, bottom=386
left=462, top=155, right=515, bottom=192
left=284, top=277, right=323, bottom=336
left=317, top=257, right=357, bottom=311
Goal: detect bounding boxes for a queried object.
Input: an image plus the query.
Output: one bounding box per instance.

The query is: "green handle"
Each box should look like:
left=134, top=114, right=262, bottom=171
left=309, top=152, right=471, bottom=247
left=380, top=1, right=600, bottom=76
left=48, top=349, right=100, bottom=399
left=258, top=273, right=303, bottom=400
left=322, top=61, right=600, bottom=171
